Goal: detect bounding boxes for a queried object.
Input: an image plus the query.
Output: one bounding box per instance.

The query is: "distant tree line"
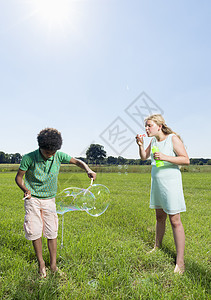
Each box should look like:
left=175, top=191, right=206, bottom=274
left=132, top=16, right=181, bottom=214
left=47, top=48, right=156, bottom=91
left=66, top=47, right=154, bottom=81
left=189, top=158, right=211, bottom=165
left=82, top=144, right=211, bottom=165
left=78, top=156, right=211, bottom=166
left=0, top=152, right=22, bottom=164
left=0, top=145, right=211, bottom=165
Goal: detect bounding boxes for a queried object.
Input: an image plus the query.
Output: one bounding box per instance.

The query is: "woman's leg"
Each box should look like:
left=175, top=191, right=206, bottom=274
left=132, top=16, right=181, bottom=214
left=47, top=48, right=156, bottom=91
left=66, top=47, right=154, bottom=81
left=154, top=209, right=167, bottom=248
left=169, top=213, right=185, bottom=273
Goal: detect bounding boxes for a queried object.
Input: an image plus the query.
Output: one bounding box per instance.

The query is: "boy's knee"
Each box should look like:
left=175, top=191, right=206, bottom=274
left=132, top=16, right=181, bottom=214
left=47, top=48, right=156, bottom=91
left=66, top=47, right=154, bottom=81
left=43, top=213, right=58, bottom=239
left=156, top=216, right=167, bottom=223
left=156, top=211, right=167, bottom=223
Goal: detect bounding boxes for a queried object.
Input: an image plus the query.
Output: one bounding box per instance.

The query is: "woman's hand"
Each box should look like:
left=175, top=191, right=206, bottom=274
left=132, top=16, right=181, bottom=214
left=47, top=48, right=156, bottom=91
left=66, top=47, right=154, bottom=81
left=153, top=151, right=167, bottom=161
left=136, top=135, right=144, bottom=147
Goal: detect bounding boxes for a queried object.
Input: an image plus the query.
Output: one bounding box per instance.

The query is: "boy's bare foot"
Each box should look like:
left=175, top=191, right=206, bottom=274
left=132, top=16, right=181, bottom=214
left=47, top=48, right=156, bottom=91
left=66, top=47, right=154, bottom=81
left=39, top=261, right=47, bottom=278
left=51, top=267, right=65, bottom=276
left=39, top=266, right=47, bottom=278
left=148, top=246, right=159, bottom=254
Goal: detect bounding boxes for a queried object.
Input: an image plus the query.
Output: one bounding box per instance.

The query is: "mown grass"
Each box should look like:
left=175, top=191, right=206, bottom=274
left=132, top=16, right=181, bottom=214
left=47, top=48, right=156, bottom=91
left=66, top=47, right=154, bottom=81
left=1, top=163, right=211, bottom=173
left=0, top=171, right=210, bottom=299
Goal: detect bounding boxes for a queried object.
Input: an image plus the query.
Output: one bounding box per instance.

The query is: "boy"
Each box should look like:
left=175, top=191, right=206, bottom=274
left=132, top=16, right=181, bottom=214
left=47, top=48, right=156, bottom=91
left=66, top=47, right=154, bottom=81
left=15, top=128, right=96, bottom=277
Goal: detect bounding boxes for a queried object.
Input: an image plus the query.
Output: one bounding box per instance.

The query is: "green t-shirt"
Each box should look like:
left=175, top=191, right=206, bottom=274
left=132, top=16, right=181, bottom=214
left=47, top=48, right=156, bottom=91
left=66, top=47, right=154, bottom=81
left=20, top=149, right=72, bottom=199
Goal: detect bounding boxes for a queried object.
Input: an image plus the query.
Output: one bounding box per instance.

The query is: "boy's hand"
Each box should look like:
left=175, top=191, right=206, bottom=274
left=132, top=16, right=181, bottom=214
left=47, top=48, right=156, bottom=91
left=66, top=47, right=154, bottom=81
left=23, top=190, right=31, bottom=200
left=87, top=171, right=96, bottom=181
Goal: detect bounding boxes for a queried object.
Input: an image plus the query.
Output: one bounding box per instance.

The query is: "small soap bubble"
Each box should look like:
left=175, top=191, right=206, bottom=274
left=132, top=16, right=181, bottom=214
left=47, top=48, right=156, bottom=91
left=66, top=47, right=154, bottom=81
left=117, top=164, right=128, bottom=175
left=88, top=279, right=98, bottom=288
left=118, top=165, right=122, bottom=175
left=124, top=165, right=128, bottom=175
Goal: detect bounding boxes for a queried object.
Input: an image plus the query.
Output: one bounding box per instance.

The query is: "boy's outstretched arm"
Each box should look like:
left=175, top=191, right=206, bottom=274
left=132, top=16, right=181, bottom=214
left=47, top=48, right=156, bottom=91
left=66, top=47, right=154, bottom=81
left=69, top=158, right=96, bottom=181
left=15, top=169, right=31, bottom=199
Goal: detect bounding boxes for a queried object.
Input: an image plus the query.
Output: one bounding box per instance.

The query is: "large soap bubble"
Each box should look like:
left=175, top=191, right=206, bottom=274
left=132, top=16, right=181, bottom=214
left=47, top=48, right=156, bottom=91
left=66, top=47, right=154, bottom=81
left=77, top=184, right=110, bottom=217
left=71, top=188, right=95, bottom=211
left=56, top=187, right=85, bottom=214
left=56, top=187, right=96, bottom=214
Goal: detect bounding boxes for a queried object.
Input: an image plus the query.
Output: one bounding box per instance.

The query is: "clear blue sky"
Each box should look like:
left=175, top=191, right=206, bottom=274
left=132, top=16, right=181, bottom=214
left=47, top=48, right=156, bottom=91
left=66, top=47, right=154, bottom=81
left=0, top=0, right=210, bottom=159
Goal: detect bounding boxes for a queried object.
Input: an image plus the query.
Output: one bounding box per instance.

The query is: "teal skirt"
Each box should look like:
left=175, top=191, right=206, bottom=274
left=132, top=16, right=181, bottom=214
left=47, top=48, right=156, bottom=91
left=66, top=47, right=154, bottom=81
left=150, top=165, right=186, bottom=215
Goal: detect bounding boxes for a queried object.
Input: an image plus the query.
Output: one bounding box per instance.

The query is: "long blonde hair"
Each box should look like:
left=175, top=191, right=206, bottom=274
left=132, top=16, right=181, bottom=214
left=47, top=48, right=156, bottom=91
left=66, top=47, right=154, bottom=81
left=145, top=114, right=182, bottom=141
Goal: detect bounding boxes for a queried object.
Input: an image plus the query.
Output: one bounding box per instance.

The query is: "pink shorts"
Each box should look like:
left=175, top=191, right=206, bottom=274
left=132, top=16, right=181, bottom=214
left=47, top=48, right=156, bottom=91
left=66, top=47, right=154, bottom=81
left=24, top=197, right=58, bottom=240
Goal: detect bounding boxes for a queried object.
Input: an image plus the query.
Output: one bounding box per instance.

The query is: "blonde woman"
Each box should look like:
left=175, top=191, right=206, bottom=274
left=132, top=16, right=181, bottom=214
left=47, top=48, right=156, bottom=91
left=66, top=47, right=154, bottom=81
left=136, top=114, right=189, bottom=274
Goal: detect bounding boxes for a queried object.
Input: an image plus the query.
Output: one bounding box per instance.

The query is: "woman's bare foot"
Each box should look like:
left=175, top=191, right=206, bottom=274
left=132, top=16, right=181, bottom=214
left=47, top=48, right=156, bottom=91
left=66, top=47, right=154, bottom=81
left=50, top=264, right=57, bottom=273
left=174, top=264, right=185, bottom=275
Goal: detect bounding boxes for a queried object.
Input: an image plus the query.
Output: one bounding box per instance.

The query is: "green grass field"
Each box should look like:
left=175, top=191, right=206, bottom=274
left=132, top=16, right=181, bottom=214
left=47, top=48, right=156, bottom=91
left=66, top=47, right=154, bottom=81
left=0, top=170, right=210, bottom=299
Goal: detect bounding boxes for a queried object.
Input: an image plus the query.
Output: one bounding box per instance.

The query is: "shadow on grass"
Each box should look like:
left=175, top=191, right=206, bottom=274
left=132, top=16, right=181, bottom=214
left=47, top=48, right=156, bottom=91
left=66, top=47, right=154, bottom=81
left=161, top=245, right=210, bottom=294
left=185, top=259, right=211, bottom=294
left=161, top=245, right=176, bottom=264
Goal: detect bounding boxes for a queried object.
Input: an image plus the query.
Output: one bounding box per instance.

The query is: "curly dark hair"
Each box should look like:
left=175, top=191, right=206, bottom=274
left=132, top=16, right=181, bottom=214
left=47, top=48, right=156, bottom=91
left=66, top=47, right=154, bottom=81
left=37, top=128, right=63, bottom=151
